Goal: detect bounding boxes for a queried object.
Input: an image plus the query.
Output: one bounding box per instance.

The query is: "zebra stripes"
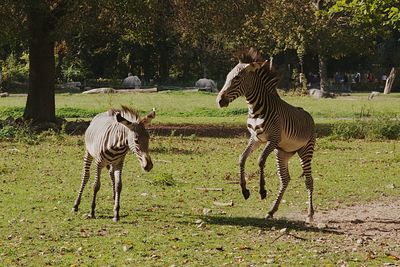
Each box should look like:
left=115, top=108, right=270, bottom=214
left=217, top=61, right=316, bottom=222
left=73, top=106, right=155, bottom=222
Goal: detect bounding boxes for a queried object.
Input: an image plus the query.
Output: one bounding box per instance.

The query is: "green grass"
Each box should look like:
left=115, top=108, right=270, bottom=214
left=1, top=134, right=399, bottom=266
left=0, top=92, right=399, bottom=126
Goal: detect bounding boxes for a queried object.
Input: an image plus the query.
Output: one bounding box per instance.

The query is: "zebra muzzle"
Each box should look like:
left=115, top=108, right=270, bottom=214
left=217, top=95, right=230, bottom=108
left=141, top=156, right=153, bottom=172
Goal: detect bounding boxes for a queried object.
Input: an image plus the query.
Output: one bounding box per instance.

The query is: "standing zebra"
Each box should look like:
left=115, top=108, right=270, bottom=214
left=216, top=53, right=316, bottom=222
left=73, top=106, right=155, bottom=222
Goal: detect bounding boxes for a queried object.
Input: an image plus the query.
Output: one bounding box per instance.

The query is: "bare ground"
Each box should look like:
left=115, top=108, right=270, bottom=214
left=63, top=122, right=333, bottom=137
left=285, top=197, right=400, bottom=245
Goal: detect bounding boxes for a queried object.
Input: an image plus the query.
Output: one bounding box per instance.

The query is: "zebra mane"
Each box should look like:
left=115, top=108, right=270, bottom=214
left=243, top=63, right=281, bottom=94
left=235, top=47, right=264, bottom=63
left=107, top=105, right=140, bottom=122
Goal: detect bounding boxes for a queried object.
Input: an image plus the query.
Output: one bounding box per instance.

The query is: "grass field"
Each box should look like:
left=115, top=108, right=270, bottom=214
left=0, top=91, right=399, bottom=125
left=0, top=91, right=399, bottom=266
left=1, top=133, right=399, bottom=266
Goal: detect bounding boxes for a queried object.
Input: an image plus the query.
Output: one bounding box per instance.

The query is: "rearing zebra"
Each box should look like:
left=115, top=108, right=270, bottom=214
left=73, top=106, right=155, bottom=222
left=216, top=54, right=316, bottom=222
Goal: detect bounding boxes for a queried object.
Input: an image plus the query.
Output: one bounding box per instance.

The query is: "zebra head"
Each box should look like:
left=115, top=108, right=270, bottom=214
left=217, top=61, right=272, bottom=108
left=217, top=63, right=249, bottom=107
left=116, top=109, right=156, bottom=172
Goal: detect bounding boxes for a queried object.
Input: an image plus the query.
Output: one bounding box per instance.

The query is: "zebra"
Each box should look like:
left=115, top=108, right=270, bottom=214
left=73, top=106, right=155, bottom=222
left=216, top=54, right=316, bottom=222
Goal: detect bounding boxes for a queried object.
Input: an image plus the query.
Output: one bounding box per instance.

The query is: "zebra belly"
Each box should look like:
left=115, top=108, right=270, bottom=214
left=278, top=138, right=307, bottom=152
left=87, top=146, right=128, bottom=167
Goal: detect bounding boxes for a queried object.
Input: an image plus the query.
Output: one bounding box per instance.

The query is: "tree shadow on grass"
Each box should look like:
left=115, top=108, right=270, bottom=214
left=204, top=215, right=339, bottom=234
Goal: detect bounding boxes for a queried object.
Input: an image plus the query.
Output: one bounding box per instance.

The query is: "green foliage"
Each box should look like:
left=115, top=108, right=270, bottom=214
left=56, top=108, right=98, bottom=118
left=0, top=53, right=29, bottom=85
left=330, top=0, right=400, bottom=30
left=0, top=107, right=24, bottom=118
left=332, top=115, right=400, bottom=140
left=0, top=124, right=39, bottom=144
left=85, top=78, right=124, bottom=88
left=61, top=59, right=90, bottom=82
left=150, top=172, right=177, bottom=187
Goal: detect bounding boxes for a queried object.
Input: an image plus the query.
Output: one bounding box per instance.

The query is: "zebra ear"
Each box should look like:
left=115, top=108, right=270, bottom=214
left=245, top=62, right=262, bottom=72
left=261, top=60, right=269, bottom=68
left=141, top=108, right=156, bottom=127
left=116, top=112, right=134, bottom=129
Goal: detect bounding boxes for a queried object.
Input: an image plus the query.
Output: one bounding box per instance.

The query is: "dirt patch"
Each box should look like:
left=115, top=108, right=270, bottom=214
left=285, top=197, right=400, bottom=244
left=63, top=121, right=333, bottom=137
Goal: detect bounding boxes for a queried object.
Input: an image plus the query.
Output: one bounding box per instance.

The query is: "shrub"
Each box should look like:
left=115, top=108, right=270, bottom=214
left=61, top=59, right=90, bottom=82
left=332, top=115, right=400, bottom=140
left=0, top=123, right=39, bottom=144
left=0, top=52, right=29, bottom=91
left=150, top=172, right=176, bottom=186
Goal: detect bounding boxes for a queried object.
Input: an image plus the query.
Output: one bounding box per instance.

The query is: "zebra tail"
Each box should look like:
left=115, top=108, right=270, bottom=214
left=297, top=172, right=305, bottom=179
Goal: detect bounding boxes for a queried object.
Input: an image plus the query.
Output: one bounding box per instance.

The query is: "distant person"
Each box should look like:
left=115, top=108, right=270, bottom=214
left=334, top=72, right=341, bottom=84
left=367, top=72, right=374, bottom=82
left=343, top=73, right=348, bottom=84
left=354, top=72, right=361, bottom=83
left=381, top=74, right=387, bottom=84
left=122, top=73, right=141, bottom=89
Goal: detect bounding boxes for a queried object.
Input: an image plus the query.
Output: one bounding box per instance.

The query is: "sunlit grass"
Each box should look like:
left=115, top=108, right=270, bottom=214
left=0, top=134, right=399, bottom=266
left=0, top=92, right=399, bottom=125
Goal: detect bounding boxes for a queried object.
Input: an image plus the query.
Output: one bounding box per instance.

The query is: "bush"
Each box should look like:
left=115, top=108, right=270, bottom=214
left=332, top=115, right=400, bottom=140
left=61, top=58, right=90, bottom=82
left=150, top=172, right=176, bottom=186
left=0, top=123, right=39, bottom=144
left=0, top=52, right=29, bottom=91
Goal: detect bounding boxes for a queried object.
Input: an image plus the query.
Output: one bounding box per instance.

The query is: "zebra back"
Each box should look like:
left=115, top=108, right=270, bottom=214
left=85, top=106, right=141, bottom=162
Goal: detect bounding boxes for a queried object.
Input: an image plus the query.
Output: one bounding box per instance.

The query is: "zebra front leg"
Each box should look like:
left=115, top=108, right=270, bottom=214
left=73, top=151, right=93, bottom=212
left=112, top=163, right=123, bottom=222
left=89, top=163, right=102, bottom=219
left=239, top=137, right=260, bottom=199
left=258, top=141, right=278, bottom=200
left=298, top=139, right=315, bottom=223
left=266, top=149, right=294, bottom=219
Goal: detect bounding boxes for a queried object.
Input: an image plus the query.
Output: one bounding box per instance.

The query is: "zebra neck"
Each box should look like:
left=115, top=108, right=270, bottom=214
left=246, top=92, right=280, bottom=118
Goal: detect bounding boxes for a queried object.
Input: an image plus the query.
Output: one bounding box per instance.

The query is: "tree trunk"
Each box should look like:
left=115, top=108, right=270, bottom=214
left=24, top=5, right=56, bottom=123
left=384, top=67, right=397, bottom=94
left=158, top=41, right=169, bottom=83
left=318, top=54, right=327, bottom=92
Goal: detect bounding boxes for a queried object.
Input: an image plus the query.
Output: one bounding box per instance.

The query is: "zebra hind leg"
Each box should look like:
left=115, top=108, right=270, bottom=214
left=298, top=139, right=315, bottom=223
left=266, top=149, right=294, bottom=219
left=89, top=163, right=102, bottom=219
left=107, top=165, right=116, bottom=201
left=239, top=137, right=260, bottom=199
left=73, top=151, right=93, bottom=212
left=112, top=162, right=124, bottom=222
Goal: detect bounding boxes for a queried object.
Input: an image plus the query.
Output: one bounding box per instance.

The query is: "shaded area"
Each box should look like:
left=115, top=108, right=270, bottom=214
left=63, top=121, right=333, bottom=138
left=204, top=215, right=338, bottom=234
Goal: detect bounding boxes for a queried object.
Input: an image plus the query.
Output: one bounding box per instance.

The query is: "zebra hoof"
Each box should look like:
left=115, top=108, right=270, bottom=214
left=72, top=207, right=78, bottom=212
left=259, top=190, right=267, bottom=200
left=306, top=216, right=314, bottom=223
left=112, top=217, right=119, bottom=222
left=265, top=213, right=273, bottom=220
left=242, top=189, right=250, bottom=199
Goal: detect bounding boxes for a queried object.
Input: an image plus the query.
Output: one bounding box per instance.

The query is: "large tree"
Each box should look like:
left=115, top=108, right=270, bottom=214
left=330, top=0, right=400, bottom=93
left=257, top=0, right=375, bottom=91
left=0, top=1, right=152, bottom=123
